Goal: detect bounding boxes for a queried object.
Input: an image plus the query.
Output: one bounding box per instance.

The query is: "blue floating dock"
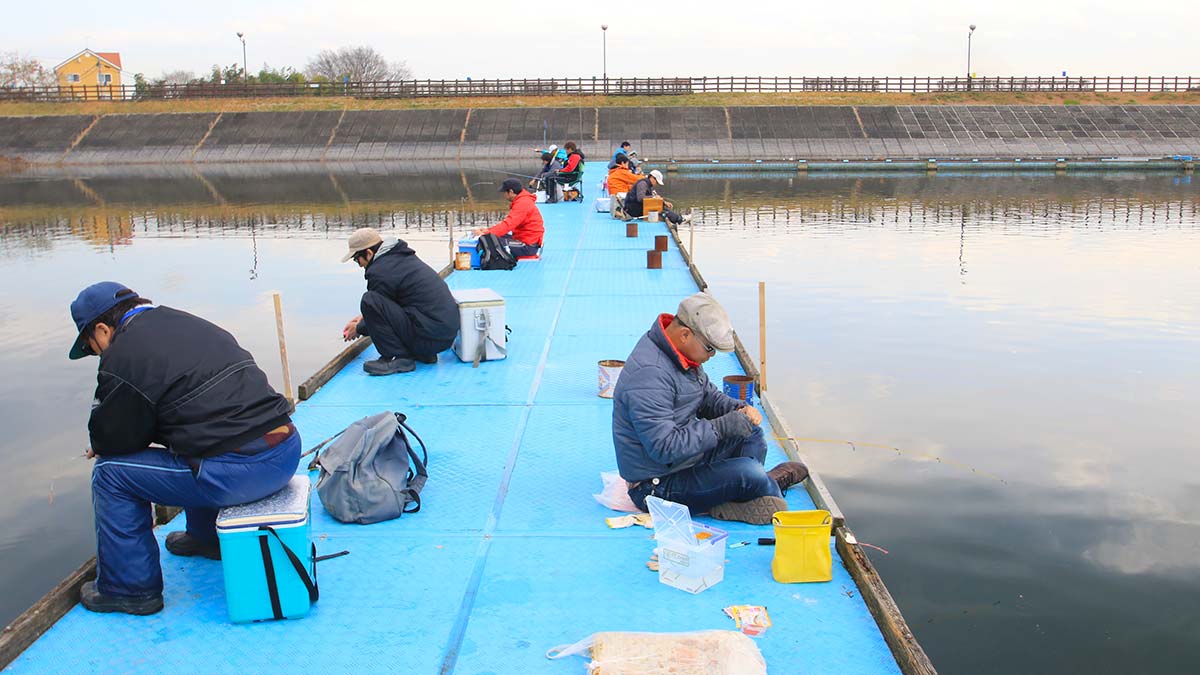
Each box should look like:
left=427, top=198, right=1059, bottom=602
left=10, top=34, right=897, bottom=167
left=6, top=176, right=906, bottom=674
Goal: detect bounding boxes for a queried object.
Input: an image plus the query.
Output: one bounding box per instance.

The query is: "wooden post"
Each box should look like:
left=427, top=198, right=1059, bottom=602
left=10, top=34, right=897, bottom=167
left=688, top=215, right=694, bottom=256
left=449, top=213, right=455, bottom=265
left=758, top=281, right=767, bottom=391
left=272, top=293, right=294, bottom=407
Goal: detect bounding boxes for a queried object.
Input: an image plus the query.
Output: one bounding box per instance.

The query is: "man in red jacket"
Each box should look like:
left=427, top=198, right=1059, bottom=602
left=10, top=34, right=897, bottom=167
left=472, top=178, right=545, bottom=258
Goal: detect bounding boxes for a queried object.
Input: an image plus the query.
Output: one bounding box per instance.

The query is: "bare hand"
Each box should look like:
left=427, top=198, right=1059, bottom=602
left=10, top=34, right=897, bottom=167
left=471, top=227, right=487, bottom=237
left=665, top=200, right=674, bottom=210
left=342, top=317, right=361, bottom=341
left=740, top=406, right=763, bottom=426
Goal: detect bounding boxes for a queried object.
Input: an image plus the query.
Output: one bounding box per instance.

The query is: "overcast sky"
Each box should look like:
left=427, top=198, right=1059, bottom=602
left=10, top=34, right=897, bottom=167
left=6, top=0, right=1194, bottom=80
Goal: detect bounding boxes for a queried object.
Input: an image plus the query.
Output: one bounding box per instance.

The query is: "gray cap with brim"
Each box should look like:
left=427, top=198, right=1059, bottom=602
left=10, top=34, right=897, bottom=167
left=342, top=227, right=384, bottom=262
left=676, top=292, right=735, bottom=352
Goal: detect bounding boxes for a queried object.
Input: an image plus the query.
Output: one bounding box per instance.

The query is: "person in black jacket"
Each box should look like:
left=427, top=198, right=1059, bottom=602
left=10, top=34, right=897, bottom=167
left=624, top=170, right=692, bottom=225
left=341, top=228, right=461, bottom=376
left=68, top=281, right=300, bottom=615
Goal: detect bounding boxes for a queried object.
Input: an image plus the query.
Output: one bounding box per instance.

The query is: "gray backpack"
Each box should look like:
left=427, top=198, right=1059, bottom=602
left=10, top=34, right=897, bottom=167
left=312, top=411, right=428, bottom=524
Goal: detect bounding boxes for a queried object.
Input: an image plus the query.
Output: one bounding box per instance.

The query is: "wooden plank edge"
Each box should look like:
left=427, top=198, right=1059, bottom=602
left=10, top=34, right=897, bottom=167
left=0, top=505, right=182, bottom=670
left=0, top=558, right=95, bottom=670
left=836, top=526, right=938, bottom=674
left=297, top=262, right=456, bottom=401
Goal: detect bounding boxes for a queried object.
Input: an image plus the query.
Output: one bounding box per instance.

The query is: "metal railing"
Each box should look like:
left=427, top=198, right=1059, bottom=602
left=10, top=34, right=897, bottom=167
left=1, top=76, right=1198, bottom=102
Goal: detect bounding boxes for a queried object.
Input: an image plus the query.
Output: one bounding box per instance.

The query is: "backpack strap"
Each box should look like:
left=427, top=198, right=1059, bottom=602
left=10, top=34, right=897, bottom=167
left=395, top=415, right=429, bottom=513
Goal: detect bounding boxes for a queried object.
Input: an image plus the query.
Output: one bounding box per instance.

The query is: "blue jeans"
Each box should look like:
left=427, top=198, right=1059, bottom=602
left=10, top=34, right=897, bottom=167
left=628, top=426, right=780, bottom=515
left=91, top=431, right=301, bottom=597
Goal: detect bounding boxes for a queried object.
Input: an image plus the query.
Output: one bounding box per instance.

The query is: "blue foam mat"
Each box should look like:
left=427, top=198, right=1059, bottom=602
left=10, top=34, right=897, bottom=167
left=7, top=171, right=900, bottom=675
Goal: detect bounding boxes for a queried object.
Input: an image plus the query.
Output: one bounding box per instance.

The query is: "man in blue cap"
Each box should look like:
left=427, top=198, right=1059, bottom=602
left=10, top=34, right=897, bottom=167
left=69, top=282, right=299, bottom=615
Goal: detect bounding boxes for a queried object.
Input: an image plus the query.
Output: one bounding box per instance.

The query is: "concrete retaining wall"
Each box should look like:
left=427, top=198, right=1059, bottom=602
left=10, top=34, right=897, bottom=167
left=2, top=105, right=1198, bottom=165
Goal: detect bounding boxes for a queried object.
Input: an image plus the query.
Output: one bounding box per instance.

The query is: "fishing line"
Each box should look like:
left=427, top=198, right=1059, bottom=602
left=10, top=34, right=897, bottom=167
left=775, top=436, right=1008, bottom=485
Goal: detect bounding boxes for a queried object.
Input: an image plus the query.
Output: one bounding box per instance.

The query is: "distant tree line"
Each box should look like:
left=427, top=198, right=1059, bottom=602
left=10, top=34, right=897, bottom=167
left=1, top=46, right=411, bottom=90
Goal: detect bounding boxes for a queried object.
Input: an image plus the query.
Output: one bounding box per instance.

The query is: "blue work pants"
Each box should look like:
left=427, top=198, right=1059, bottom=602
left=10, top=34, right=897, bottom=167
left=90, top=432, right=300, bottom=597
left=628, top=426, right=780, bottom=515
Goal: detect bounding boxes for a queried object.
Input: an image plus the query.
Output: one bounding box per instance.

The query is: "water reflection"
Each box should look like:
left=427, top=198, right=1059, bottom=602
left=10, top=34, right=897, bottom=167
left=0, top=167, right=1197, bottom=674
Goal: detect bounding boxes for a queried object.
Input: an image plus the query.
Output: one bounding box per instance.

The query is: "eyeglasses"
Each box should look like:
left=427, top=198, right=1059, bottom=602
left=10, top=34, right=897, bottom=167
left=352, top=250, right=369, bottom=263
left=679, top=320, right=715, bottom=354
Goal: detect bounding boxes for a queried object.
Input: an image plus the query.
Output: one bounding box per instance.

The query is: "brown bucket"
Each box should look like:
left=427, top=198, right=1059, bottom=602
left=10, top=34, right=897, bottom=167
left=655, top=235, right=668, bottom=251
left=626, top=222, right=639, bottom=238
left=647, top=250, right=662, bottom=269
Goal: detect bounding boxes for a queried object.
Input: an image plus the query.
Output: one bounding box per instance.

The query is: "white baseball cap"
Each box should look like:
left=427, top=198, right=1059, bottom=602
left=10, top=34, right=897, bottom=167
left=649, top=169, right=664, bottom=185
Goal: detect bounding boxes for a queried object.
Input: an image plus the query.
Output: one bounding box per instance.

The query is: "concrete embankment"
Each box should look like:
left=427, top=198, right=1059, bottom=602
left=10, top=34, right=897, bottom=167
left=1, top=105, right=1198, bottom=165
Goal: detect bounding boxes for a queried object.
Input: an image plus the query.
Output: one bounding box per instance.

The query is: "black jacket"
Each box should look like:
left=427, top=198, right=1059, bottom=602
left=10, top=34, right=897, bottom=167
left=89, top=307, right=292, bottom=458
left=356, top=239, right=460, bottom=342
left=623, top=177, right=654, bottom=217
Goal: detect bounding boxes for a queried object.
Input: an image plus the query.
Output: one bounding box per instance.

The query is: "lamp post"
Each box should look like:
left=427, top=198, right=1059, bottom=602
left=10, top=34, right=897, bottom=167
left=966, top=24, right=976, bottom=91
left=601, top=24, right=608, bottom=93
left=236, top=32, right=247, bottom=83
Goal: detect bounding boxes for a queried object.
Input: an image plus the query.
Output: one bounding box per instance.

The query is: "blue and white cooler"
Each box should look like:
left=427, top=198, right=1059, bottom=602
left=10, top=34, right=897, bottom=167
left=215, top=474, right=317, bottom=623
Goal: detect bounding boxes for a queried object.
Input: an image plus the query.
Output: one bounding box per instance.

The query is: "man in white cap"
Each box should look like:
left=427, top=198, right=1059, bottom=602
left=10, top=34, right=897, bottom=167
left=622, top=169, right=691, bottom=225
left=341, top=228, right=460, bottom=375
left=612, top=293, right=808, bottom=524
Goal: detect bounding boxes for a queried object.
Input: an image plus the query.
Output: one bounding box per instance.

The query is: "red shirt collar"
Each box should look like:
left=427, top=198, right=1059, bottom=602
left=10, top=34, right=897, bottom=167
left=657, top=313, right=699, bottom=370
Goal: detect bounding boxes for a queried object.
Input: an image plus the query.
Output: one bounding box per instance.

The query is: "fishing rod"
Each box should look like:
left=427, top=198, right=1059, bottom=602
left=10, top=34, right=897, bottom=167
left=775, top=436, right=1008, bottom=485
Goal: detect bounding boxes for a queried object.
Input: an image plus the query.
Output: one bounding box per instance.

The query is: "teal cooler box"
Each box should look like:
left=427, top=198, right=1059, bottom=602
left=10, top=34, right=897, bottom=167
left=458, top=238, right=481, bottom=269
left=215, top=474, right=316, bottom=623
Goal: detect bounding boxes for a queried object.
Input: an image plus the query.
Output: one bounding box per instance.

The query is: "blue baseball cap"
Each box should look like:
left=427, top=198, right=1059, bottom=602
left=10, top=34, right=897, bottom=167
left=69, top=281, right=139, bottom=359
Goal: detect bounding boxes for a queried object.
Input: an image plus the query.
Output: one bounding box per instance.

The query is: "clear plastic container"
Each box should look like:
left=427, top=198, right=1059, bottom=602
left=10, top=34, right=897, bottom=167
left=647, top=496, right=729, bottom=594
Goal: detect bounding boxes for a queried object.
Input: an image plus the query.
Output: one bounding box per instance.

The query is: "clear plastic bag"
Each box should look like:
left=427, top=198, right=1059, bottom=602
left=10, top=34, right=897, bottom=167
left=546, top=630, right=767, bottom=674
left=592, top=471, right=640, bottom=513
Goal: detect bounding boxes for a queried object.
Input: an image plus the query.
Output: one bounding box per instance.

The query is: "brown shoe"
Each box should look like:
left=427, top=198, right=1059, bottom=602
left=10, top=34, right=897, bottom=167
left=709, top=495, right=788, bottom=525
left=767, top=461, right=810, bottom=493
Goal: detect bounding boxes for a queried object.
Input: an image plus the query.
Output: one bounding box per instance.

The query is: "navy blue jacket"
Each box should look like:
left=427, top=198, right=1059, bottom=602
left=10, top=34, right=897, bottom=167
left=356, top=239, right=460, bottom=343
left=612, top=317, right=748, bottom=481
left=89, top=307, right=292, bottom=458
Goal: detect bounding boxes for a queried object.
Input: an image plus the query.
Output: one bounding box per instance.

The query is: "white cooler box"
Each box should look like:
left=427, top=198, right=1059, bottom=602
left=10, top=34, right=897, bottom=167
left=452, top=288, right=507, bottom=364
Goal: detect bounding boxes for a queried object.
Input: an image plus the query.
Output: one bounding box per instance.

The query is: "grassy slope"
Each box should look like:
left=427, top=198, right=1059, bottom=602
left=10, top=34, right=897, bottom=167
left=1, top=91, right=1198, bottom=116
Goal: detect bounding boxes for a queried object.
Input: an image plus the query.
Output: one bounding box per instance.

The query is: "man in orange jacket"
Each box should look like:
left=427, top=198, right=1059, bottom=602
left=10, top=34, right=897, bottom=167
left=472, top=178, right=545, bottom=258
left=607, top=154, right=642, bottom=195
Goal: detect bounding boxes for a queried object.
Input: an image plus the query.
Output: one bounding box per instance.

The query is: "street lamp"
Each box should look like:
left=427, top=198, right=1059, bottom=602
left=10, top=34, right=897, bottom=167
left=236, top=32, right=247, bottom=83
left=966, top=24, right=976, bottom=91
left=601, top=25, right=608, bottom=93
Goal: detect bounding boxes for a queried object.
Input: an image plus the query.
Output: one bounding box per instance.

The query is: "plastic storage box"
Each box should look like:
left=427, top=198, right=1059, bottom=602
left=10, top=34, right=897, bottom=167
left=646, top=496, right=728, bottom=594
left=452, top=288, right=507, bottom=363
left=457, top=238, right=481, bottom=269
left=215, top=474, right=314, bottom=623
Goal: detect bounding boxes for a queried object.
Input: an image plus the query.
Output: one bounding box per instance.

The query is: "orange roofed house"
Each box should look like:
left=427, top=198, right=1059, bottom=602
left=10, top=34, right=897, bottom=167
left=54, top=49, right=123, bottom=99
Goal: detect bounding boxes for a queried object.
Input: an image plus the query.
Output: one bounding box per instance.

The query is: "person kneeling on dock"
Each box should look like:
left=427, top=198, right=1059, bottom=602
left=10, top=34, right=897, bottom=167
left=612, top=293, right=808, bottom=525
left=341, top=227, right=461, bottom=376
left=471, top=178, right=545, bottom=259
left=623, top=170, right=691, bottom=225
left=69, top=282, right=300, bottom=615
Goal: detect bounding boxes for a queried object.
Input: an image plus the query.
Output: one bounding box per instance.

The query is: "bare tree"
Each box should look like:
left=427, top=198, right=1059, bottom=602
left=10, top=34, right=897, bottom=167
left=305, top=46, right=411, bottom=82
left=0, top=51, right=56, bottom=88
left=158, top=70, right=196, bottom=85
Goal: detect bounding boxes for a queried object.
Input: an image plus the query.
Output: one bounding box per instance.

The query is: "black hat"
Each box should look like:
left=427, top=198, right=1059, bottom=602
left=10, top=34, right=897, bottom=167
left=499, top=178, right=523, bottom=193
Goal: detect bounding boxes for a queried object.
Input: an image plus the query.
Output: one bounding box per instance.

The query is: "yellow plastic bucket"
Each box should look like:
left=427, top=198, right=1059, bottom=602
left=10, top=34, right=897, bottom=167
left=771, top=510, right=833, bottom=583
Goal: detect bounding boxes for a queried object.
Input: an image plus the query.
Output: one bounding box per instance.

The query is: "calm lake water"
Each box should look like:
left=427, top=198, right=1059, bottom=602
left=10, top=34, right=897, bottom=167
left=1, top=166, right=1197, bottom=674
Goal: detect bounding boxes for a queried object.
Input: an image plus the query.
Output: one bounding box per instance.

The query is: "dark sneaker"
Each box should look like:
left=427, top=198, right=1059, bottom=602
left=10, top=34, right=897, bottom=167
left=80, top=581, right=163, bottom=616
left=415, top=354, right=438, bottom=364
left=363, top=357, right=416, bottom=375
left=767, top=461, right=810, bottom=493
left=165, top=531, right=221, bottom=560
left=709, top=495, right=788, bottom=525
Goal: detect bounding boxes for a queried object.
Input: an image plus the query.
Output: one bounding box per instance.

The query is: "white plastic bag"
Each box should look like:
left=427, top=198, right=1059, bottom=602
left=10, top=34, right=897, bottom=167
left=593, top=471, right=639, bottom=513
left=546, top=630, right=767, bottom=675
